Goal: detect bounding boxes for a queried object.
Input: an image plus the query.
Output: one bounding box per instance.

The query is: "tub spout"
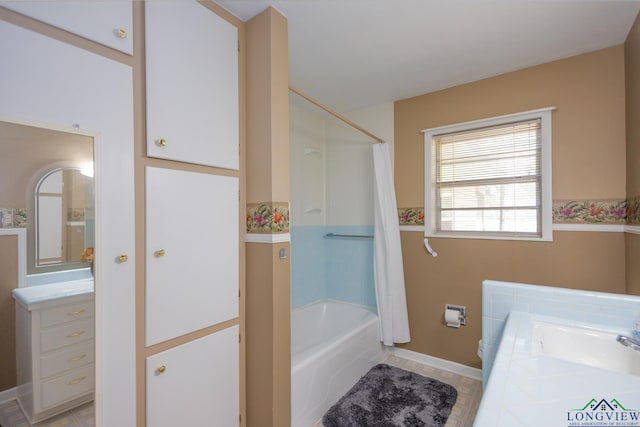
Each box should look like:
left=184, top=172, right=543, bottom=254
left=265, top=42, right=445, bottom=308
left=616, top=335, right=640, bottom=352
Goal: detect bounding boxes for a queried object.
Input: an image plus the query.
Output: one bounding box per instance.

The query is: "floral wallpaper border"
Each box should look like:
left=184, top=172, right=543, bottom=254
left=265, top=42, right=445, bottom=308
left=553, top=199, right=626, bottom=224
left=628, top=196, right=640, bottom=225
left=398, top=207, right=425, bottom=226
left=246, top=202, right=290, bottom=234
left=0, top=208, right=27, bottom=228
left=398, top=198, right=640, bottom=226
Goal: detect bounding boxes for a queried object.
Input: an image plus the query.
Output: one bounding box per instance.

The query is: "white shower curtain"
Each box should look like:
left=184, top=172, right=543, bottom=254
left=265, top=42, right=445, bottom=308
left=372, top=142, right=411, bottom=346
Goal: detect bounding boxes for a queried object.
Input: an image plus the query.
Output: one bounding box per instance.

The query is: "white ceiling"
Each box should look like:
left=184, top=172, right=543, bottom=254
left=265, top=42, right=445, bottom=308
left=215, top=0, right=640, bottom=112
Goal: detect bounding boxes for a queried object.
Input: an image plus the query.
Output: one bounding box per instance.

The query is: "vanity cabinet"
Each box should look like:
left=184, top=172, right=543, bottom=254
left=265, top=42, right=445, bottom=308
left=13, top=283, right=95, bottom=424
left=145, top=1, right=239, bottom=169
left=145, top=325, right=239, bottom=427
left=0, top=1, right=133, bottom=54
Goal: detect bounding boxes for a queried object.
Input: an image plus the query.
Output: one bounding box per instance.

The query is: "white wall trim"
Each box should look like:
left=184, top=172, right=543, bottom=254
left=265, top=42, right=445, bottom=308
left=552, top=223, right=626, bottom=233
left=626, top=225, right=640, bottom=235
left=0, top=387, right=17, bottom=404
left=244, top=233, right=291, bottom=244
left=0, top=228, right=26, bottom=288
left=392, top=348, right=482, bottom=381
left=400, top=223, right=632, bottom=234
left=399, top=225, right=425, bottom=232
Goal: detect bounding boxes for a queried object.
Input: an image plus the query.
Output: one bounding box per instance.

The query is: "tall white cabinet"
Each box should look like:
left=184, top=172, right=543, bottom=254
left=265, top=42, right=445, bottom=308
left=143, top=2, right=241, bottom=426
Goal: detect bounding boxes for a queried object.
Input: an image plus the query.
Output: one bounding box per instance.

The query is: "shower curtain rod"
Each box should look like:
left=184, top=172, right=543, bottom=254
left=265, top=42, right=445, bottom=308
left=289, top=85, right=386, bottom=144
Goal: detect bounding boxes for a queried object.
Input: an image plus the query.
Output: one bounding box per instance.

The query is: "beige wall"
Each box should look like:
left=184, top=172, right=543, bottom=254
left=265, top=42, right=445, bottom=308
left=625, top=12, right=640, bottom=295
left=394, top=46, right=627, bottom=368
left=0, top=235, right=18, bottom=392
left=245, top=7, right=291, bottom=427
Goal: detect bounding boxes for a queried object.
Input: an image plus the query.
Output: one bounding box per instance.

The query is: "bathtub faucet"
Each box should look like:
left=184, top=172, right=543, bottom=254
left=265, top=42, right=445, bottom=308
left=616, top=335, right=640, bottom=352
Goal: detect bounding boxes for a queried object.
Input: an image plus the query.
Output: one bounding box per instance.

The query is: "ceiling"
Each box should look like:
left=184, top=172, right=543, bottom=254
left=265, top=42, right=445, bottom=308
left=215, top=0, right=640, bottom=112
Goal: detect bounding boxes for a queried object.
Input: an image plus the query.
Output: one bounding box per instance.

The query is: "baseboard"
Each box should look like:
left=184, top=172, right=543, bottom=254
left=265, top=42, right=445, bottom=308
left=0, top=387, right=16, bottom=404
left=391, top=348, right=482, bottom=381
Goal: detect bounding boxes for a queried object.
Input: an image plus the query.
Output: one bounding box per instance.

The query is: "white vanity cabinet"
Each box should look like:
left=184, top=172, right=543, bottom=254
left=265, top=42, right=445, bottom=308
left=13, top=282, right=95, bottom=424
left=145, top=1, right=239, bottom=169
left=0, top=1, right=133, bottom=54
left=146, top=325, right=239, bottom=427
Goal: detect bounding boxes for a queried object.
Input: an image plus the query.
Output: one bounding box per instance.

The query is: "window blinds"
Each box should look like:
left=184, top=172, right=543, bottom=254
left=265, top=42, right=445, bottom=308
left=433, top=119, right=542, bottom=237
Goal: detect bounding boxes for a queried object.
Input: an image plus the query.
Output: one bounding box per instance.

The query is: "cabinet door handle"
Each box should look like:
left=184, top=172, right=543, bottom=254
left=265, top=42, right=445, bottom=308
left=67, top=330, right=86, bottom=338
left=67, top=309, right=86, bottom=316
left=157, top=138, right=167, bottom=147
left=156, top=365, right=166, bottom=374
left=68, top=376, right=86, bottom=386
left=154, top=249, right=166, bottom=257
left=117, top=28, right=127, bottom=39
left=68, top=354, right=87, bottom=363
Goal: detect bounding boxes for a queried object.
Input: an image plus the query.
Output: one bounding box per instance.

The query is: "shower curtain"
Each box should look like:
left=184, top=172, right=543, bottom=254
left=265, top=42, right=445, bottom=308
left=372, top=142, right=411, bottom=346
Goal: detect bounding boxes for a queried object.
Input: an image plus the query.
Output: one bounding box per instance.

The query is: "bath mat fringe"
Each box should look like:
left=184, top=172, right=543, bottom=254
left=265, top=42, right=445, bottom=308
left=323, top=363, right=457, bottom=427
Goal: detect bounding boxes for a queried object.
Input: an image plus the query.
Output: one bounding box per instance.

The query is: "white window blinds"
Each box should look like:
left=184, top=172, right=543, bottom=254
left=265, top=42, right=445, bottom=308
left=433, top=119, right=542, bottom=237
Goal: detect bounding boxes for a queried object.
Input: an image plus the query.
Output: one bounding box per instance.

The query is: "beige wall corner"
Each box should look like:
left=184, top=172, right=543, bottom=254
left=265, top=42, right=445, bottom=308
left=625, top=11, right=640, bottom=294
left=245, top=6, right=291, bottom=427
left=626, top=11, right=640, bottom=198
left=394, top=46, right=628, bottom=367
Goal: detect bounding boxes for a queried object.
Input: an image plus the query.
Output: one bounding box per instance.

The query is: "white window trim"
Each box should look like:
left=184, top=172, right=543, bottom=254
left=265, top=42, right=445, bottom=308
left=422, top=107, right=555, bottom=242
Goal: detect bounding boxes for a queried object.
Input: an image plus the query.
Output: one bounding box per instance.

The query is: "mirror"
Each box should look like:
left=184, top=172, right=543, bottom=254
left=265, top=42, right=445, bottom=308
left=0, top=120, right=95, bottom=275
left=35, top=166, right=94, bottom=268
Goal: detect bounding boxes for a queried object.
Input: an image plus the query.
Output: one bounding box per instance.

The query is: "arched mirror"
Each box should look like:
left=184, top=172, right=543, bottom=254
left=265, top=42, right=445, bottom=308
left=35, top=165, right=94, bottom=269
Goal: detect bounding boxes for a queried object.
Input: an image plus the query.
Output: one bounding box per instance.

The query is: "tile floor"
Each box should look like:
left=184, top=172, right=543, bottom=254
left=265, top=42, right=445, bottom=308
left=314, top=354, right=483, bottom=427
left=0, top=400, right=93, bottom=427
left=1, top=356, right=482, bottom=426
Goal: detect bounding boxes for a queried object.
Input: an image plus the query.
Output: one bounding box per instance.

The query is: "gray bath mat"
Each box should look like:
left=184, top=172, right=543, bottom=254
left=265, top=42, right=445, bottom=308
left=323, top=364, right=457, bottom=427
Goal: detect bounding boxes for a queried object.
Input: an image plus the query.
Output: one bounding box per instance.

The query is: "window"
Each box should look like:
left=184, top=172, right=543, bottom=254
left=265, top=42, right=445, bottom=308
left=423, top=108, right=553, bottom=241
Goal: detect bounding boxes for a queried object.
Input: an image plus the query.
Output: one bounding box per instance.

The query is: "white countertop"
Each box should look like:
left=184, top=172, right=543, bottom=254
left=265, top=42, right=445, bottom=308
left=13, top=279, right=94, bottom=310
left=474, top=310, right=640, bottom=426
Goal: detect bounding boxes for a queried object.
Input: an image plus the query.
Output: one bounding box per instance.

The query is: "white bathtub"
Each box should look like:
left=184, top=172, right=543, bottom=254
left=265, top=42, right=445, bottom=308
left=291, top=300, right=386, bottom=427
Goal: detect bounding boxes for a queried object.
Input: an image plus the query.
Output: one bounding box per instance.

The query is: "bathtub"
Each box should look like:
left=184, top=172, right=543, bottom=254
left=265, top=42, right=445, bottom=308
left=291, top=300, right=386, bottom=427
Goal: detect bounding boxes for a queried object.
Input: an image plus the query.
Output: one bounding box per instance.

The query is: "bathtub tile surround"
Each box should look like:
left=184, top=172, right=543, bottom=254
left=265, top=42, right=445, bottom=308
left=0, top=208, right=27, bottom=228
left=246, top=202, right=290, bottom=233
left=475, top=310, right=640, bottom=426
left=482, top=280, right=640, bottom=386
left=291, top=225, right=376, bottom=310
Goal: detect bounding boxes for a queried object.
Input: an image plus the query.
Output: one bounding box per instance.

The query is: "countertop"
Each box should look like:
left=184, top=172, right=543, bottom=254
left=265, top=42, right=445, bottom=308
left=13, top=279, right=94, bottom=310
left=474, top=310, right=640, bottom=426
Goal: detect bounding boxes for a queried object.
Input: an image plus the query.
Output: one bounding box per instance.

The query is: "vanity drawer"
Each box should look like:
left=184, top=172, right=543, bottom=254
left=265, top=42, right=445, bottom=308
left=41, top=364, right=94, bottom=409
left=40, top=319, right=94, bottom=353
left=40, top=300, right=94, bottom=328
left=40, top=340, right=94, bottom=379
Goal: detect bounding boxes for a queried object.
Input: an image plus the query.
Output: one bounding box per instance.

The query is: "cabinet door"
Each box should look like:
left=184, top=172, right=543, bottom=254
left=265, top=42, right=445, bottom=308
left=145, top=167, right=239, bottom=346
left=146, top=325, right=239, bottom=427
left=145, top=1, right=239, bottom=170
left=0, top=1, right=133, bottom=54
left=0, top=20, right=135, bottom=426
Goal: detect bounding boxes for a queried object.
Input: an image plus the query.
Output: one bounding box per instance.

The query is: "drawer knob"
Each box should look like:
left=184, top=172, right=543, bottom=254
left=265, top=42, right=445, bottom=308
left=68, top=376, right=87, bottom=386
left=157, top=138, right=167, bottom=147
left=157, top=365, right=166, bottom=374
left=117, top=254, right=128, bottom=263
left=117, top=28, right=127, bottom=39
left=67, top=330, right=86, bottom=338
left=67, top=309, right=86, bottom=316
left=154, top=249, right=166, bottom=257
left=69, top=354, right=87, bottom=363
